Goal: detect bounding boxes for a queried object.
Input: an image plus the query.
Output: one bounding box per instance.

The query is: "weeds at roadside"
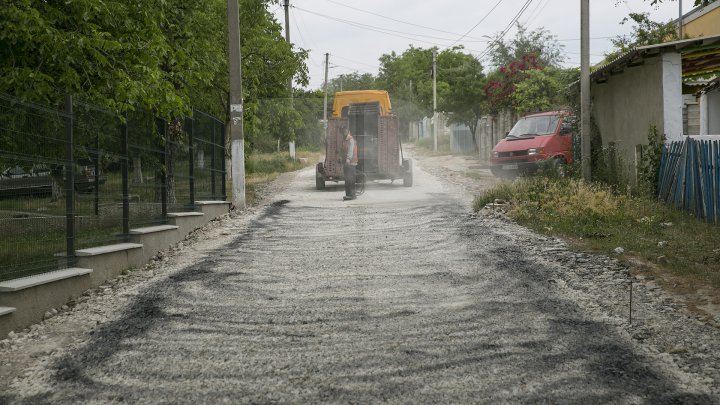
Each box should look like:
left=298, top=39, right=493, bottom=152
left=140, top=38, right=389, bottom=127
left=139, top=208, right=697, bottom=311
left=473, top=177, right=720, bottom=293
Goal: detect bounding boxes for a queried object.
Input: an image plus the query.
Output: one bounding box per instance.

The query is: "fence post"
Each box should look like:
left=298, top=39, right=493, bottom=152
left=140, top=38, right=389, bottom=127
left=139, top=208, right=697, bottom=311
left=158, top=117, right=168, bottom=219
left=94, top=126, right=100, bottom=216
left=121, top=113, right=130, bottom=238
left=211, top=120, right=217, bottom=198
left=221, top=121, right=227, bottom=201
left=189, top=110, right=195, bottom=208
left=64, top=95, right=75, bottom=267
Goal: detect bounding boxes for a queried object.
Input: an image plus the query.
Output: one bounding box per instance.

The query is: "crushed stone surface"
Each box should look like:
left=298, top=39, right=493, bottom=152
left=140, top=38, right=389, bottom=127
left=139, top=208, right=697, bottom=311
left=0, top=150, right=718, bottom=404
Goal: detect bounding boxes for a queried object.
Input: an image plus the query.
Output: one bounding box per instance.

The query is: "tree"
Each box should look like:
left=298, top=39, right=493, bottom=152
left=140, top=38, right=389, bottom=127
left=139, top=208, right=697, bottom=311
left=483, top=24, right=565, bottom=114
left=237, top=0, right=309, bottom=152
left=604, top=13, right=678, bottom=62
left=377, top=46, right=435, bottom=126
left=328, top=73, right=377, bottom=94
left=512, top=68, right=563, bottom=115
left=644, top=0, right=715, bottom=6
left=436, top=50, right=487, bottom=146
left=486, top=24, right=565, bottom=69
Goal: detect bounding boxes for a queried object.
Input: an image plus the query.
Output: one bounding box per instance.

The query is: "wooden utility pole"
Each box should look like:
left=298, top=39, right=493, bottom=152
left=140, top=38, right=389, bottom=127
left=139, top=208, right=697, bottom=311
left=228, top=0, right=245, bottom=208
left=432, top=50, right=438, bottom=153
left=580, top=0, right=591, bottom=181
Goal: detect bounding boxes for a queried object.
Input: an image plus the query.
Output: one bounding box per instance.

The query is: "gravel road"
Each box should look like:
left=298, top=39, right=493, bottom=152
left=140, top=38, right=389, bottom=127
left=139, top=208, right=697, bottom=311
left=1, top=150, right=719, bottom=404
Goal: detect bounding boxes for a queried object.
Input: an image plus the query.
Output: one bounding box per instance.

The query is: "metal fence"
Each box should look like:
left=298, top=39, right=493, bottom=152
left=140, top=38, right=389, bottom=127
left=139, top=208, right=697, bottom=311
left=0, top=94, right=225, bottom=281
left=658, top=138, right=720, bottom=224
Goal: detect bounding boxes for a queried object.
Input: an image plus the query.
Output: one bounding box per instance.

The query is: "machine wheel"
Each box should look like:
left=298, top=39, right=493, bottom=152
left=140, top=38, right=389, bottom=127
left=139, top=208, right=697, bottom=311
left=316, top=175, right=325, bottom=190
left=402, top=159, right=413, bottom=187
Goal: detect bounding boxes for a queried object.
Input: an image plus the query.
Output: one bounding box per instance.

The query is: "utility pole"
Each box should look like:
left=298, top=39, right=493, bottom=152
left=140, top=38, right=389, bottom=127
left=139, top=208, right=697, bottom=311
left=228, top=0, right=245, bottom=209
left=432, top=50, right=438, bottom=153
left=678, top=0, right=683, bottom=39
left=283, top=0, right=294, bottom=157
left=323, top=53, right=329, bottom=139
left=580, top=0, right=591, bottom=181
left=284, top=0, right=293, bottom=103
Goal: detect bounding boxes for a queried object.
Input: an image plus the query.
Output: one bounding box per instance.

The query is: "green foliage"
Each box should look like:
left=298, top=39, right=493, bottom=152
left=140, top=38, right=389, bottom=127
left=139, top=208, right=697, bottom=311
left=377, top=46, right=486, bottom=141
left=245, top=153, right=304, bottom=175
left=605, top=13, right=678, bottom=62
left=645, top=0, right=714, bottom=6
left=512, top=68, right=563, bottom=115
left=483, top=24, right=565, bottom=114
left=474, top=175, right=720, bottom=288
left=638, top=125, right=665, bottom=196
left=377, top=46, right=435, bottom=123
left=487, top=24, right=565, bottom=69
left=328, top=73, right=377, bottom=94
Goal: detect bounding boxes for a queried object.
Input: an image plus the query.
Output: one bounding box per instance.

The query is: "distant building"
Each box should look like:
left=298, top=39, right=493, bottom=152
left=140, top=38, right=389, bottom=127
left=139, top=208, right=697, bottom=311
left=678, top=1, right=720, bottom=38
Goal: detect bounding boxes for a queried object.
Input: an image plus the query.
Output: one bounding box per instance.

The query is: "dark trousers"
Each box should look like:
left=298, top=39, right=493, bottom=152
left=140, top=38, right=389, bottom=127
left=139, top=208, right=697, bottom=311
left=344, top=164, right=356, bottom=197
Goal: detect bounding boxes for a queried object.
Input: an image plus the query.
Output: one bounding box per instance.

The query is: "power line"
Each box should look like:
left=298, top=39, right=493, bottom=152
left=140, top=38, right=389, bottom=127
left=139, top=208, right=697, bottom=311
left=476, top=0, right=536, bottom=62
left=445, top=0, right=505, bottom=50
left=293, top=5, right=482, bottom=45
left=331, top=54, right=380, bottom=70
left=320, top=0, right=491, bottom=42
left=523, top=0, right=551, bottom=27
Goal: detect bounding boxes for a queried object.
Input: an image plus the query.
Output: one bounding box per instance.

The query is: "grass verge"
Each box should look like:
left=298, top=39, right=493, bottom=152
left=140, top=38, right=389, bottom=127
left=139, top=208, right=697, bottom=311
left=244, top=151, right=321, bottom=206
left=473, top=176, right=720, bottom=315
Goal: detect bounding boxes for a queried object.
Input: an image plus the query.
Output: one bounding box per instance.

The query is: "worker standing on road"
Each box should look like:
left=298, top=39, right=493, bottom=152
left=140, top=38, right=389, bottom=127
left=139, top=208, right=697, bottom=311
left=341, top=128, right=358, bottom=201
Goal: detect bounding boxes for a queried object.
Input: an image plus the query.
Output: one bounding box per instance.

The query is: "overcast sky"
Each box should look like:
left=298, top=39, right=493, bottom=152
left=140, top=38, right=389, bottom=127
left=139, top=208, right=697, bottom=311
left=272, top=0, right=687, bottom=90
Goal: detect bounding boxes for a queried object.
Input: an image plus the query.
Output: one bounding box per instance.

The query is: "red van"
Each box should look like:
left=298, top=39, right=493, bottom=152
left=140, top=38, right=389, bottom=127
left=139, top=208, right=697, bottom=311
left=490, top=111, right=574, bottom=177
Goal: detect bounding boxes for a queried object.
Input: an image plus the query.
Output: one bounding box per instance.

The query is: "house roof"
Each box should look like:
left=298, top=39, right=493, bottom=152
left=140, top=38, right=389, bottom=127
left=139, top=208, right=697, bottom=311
left=591, top=34, right=720, bottom=84
left=696, top=76, right=720, bottom=95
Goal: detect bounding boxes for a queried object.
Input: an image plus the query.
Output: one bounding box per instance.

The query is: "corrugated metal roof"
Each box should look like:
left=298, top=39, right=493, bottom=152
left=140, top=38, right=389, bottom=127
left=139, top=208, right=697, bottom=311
left=591, top=34, right=720, bottom=83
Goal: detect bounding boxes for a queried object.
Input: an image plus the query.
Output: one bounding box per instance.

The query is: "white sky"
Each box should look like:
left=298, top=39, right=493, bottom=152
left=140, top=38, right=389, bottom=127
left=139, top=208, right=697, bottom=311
left=272, top=0, right=687, bottom=90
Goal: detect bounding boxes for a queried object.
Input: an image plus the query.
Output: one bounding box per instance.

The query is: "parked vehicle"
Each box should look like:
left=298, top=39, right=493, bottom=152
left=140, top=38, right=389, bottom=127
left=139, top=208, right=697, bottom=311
left=0, top=164, right=106, bottom=198
left=316, top=90, right=412, bottom=189
left=490, top=111, right=575, bottom=177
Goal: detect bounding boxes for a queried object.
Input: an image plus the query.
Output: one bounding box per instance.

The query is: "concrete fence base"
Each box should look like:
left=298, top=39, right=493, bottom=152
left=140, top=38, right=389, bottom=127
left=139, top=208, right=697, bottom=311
left=0, top=201, right=231, bottom=337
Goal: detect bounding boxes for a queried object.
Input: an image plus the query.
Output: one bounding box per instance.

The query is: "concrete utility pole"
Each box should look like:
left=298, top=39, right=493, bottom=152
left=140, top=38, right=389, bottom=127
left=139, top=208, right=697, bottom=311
left=283, top=0, right=294, bottom=157
left=580, top=0, right=591, bottom=181
left=678, top=0, right=683, bottom=39
left=432, top=50, right=438, bottom=153
left=284, top=0, right=293, bottom=102
left=323, top=53, right=329, bottom=138
left=228, top=0, right=245, bottom=209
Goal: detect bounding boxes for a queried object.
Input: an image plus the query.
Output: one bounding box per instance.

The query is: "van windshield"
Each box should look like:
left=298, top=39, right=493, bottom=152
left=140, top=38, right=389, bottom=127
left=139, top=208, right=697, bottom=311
left=507, top=115, right=560, bottom=138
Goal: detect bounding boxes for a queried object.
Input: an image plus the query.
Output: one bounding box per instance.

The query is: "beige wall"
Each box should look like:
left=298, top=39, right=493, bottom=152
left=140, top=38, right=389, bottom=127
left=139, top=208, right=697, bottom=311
left=591, top=53, right=683, bottom=184
left=684, top=4, right=720, bottom=37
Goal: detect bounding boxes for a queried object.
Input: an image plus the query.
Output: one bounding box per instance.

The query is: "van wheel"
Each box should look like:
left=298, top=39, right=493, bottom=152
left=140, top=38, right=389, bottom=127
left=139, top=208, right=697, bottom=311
left=552, top=158, right=566, bottom=177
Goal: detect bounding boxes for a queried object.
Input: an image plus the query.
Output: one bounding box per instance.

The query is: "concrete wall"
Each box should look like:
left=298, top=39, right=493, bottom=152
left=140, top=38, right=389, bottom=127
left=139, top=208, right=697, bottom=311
left=475, top=110, right=518, bottom=160
left=0, top=202, right=230, bottom=337
left=591, top=53, right=683, bottom=184
left=709, top=89, right=720, bottom=134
